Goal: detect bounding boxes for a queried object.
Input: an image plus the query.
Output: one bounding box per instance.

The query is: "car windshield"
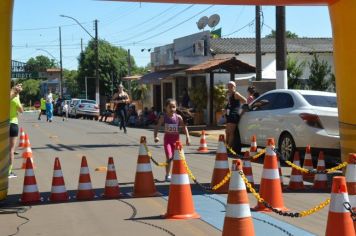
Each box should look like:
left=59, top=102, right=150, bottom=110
left=81, top=100, right=96, bottom=104
left=302, top=95, right=337, bottom=108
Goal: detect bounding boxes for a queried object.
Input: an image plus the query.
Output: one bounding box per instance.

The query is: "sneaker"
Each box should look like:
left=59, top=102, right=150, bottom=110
left=8, top=172, right=17, bottom=179
left=165, top=175, right=171, bottom=182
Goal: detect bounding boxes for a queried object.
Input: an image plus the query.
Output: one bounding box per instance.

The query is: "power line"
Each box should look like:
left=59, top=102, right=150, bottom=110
left=134, top=5, right=214, bottom=44
left=223, top=19, right=255, bottom=37
left=12, top=22, right=91, bottom=32
left=116, top=4, right=195, bottom=43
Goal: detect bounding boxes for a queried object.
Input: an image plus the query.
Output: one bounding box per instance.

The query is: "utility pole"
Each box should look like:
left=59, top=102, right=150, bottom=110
left=81, top=38, right=83, bottom=53
left=276, top=6, right=287, bottom=89
left=255, top=6, right=262, bottom=81
left=59, top=26, right=63, bottom=97
left=95, top=19, right=100, bottom=105
left=127, top=49, right=132, bottom=95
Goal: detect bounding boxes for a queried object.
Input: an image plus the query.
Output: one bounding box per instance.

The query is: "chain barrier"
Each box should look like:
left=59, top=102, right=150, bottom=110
left=238, top=170, right=330, bottom=218
left=226, top=145, right=266, bottom=160
left=178, top=151, right=231, bottom=192
left=343, top=202, right=356, bottom=221
left=144, top=144, right=170, bottom=167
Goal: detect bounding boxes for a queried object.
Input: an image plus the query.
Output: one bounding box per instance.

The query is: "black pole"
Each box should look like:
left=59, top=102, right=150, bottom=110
left=256, top=6, right=262, bottom=81
left=59, top=27, right=63, bottom=97
left=127, top=49, right=132, bottom=95
left=276, top=6, right=287, bottom=89
left=209, top=72, right=214, bottom=125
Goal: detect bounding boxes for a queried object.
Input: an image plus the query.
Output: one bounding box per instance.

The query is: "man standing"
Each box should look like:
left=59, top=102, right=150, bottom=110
left=9, top=83, right=23, bottom=178
left=38, top=96, right=46, bottom=120
left=46, top=89, right=54, bottom=122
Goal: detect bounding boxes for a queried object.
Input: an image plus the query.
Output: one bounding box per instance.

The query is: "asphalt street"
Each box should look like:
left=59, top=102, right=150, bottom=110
left=0, top=111, right=335, bottom=236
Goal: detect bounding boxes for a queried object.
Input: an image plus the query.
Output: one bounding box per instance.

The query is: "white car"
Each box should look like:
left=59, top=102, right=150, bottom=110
left=239, top=89, right=340, bottom=161
left=69, top=99, right=99, bottom=120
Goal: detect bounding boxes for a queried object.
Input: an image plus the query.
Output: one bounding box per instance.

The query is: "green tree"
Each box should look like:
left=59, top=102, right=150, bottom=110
left=265, top=30, right=299, bottom=39
left=25, top=55, right=57, bottom=75
left=287, top=56, right=306, bottom=89
left=63, top=69, right=79, bottom=97
left=308, top=54, right=332, bottom=91
left=131, top=81, right=149, bottom=107
left=78, top=39, right=136, bottom=99
left=21, top=79, right=41, bottom=105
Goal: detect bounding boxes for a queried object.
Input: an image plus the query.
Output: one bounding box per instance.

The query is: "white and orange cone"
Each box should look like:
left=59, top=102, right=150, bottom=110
left=76, top=156, right=95, bottom=200
left=249, top=135, right=257, bottom=161
left=325, top=176, right=355, bottom=236
left=165, top=141, right=200, bottom=219
left=20, top=158, right=41, bottom=204
left=345, top=154, right=356, bottom=213
left=222, top=159, right=255, bottom=236
left=129, top=136, right=161, bottom=197
left=211, top=134, right=230, bottom=193
left=255, top=138, right=287, bottom=212
left=49, top=157, right=69, bottom=202
left=287, top=151, right=305, bottom=190
left=103, top=157, right=121, bottom=199
left=302, top=145, right=315, bottom=181
left=313, top=151, right=328, bottom=190
left=242, top=151, right=254, bottom=189
left=197, top=130, right=209, bottom=153
left=21, top=134, right=34, bottom=169
left=18, top=128, right=25, bottom=148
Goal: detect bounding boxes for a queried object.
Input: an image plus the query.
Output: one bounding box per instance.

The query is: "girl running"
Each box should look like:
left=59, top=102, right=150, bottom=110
left=154, top=99, right=190, bottom=181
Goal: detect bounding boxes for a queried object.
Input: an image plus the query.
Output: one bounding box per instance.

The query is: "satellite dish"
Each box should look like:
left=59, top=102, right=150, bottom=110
left=208, top=14, right=220, bottom=28
left=197, top=16, right=209, bottom=30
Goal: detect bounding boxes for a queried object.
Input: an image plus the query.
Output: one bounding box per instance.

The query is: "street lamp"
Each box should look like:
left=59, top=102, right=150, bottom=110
left=60, top=14, right=100, bottom=105
left=36, top=48, right=63, bottom=97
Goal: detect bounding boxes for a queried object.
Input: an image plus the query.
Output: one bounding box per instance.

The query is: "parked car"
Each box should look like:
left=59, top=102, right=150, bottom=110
left=69, top=99, right=99, bottom=120
left=238, top=89, right=340, bottom=161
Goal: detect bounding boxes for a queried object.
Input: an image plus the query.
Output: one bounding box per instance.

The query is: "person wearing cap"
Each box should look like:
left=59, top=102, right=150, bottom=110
left=112, top=84, right=130, bottom=134
left=225, top=81, right=246, bottom=152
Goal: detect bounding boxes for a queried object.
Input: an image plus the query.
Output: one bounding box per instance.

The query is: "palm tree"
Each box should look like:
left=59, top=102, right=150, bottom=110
left=131, top=82, right=149, bottom=109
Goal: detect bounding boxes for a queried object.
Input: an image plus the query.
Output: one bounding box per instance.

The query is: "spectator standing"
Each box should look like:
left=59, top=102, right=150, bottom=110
left=225, top=81, right=246, bottom=153
left=247, top=86, right=257, bottom=104
left=154, top=99, right=191, bottom=181
left=46, top=89, right=54, bottom=122
left=181, top=89, right=190, bottom=108
left=9, top=83, right=24, bottom=178
left=112, top=84, right=130, bottom=134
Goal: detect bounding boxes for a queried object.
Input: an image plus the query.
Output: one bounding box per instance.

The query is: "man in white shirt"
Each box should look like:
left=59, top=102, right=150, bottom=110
left=46, top=89, right=54, bottom=122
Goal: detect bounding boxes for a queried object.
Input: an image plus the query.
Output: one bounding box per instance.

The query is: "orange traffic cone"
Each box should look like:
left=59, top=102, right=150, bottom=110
left=345, top=154, right=355, bottom=211
left=287, top=151, right=305, bottom=190
left=20, top=158, right=41, bottom=204
left=18, top=128, right=25, bottom=148
left=76, top=156, right=95, bottom=200
left=211, top=134, right=230, bottom=193
left=242, top=151, right=254, bottom=189
left=103, top=157, right=121, bottom=199
left=22, top=134, right=33, bottom=159
left=302, top=145, right=315, bottom=181
left=222, top=159, right=255, bottom=236
left=313, top=151, right=328, bottom=190
left=165, top=141, right=200, bottom=219
left=129, top=137, right=161, bottom=197
left=49, top=157, right=69, bottom=202
left=249, top=135, right=257, bottom=158
left=21, top=155, right=35, bottom=169
left=197, top=130, right=209, bottom=153
left=325, top=176, right=355, bottom=236
left=255, top=138, right=287, bottom=212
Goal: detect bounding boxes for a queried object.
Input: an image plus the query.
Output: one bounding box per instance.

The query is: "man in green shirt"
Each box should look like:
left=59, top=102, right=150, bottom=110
left=9, top=83, right=23, bottom=178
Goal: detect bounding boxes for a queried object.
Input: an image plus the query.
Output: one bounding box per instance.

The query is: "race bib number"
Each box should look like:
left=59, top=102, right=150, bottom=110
left=165, top=123, right=179, bottom=133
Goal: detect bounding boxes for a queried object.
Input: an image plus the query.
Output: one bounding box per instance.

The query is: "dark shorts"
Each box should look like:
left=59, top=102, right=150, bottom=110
left=41, top=109, right=46, bottom=114
left=10, top=123, right=19, bottom=137
left=226, top=114, right=240, bottom=124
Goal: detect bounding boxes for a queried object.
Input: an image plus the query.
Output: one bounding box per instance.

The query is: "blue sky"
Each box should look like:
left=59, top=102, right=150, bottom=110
left=12, top=0, right=332, bottom=70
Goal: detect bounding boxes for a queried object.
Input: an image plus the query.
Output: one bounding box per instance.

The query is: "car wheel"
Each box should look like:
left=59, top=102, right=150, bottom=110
left=278, top=133, right=296, bottom=161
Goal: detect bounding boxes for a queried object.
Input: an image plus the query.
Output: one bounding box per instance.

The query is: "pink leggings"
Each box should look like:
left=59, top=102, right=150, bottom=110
left=164, top=134, right=180, bottom=159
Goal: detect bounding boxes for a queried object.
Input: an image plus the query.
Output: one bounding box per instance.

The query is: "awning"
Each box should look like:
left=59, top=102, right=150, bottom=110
left=185, top=57, right=255, bottom=74
left=138, top=69, right=183, bottom=85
